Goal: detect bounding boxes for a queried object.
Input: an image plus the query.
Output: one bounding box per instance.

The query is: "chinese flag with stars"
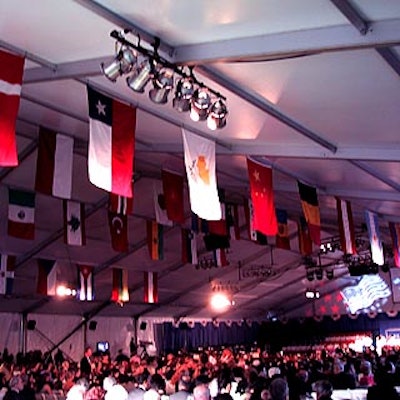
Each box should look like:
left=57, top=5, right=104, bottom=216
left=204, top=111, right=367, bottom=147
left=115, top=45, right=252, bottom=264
left=246, top=158, right=277, bottom=236
left=87, top=85, right=136, bottom=198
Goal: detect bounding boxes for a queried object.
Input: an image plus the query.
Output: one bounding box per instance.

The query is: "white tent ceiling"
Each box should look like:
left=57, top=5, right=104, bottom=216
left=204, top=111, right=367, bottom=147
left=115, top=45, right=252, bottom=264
left=0, top=0, right=400, bottom=322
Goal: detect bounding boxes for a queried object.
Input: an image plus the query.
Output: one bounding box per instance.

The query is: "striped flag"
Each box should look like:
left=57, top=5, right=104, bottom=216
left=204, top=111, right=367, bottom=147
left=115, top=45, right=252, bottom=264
left=191, top=212, right=209, bottom=234
left=213, top=248, right=228, bottom=267
left=109, top=193, right=133, bottom=215
left=244, top=198, right=257, bottom=241
left=182, top=129, right=221, bottom=220
left=181, top=228, right=198, bottom=265
left=146, top=220, right=164, bottom=260
left=275, top=209, right=290, bottom=250
left=298, top=181, right=320, bottom=246
left=226, top=204, right=240, bottom=240
left=341, top=275, right=391, bottom=314
left=87, top=85, right=136, bottom=198
left=111, top=268, right=129, bottom=303
left=365, top=210, right=384, bottom=266
left=0, top=255, right=16, bottom=295
left=63, top=200, right=86, bottom=246
left=0, top=49, right=24, bottom=166
left=153, top=180, right=173, bottom=226
left=35, top=127, right=74, bottom=199
left=37, top=259, right=58, bottom=296
left=77, top=265, right=94, bottom=301
left=298, top=217, right=313, bottom=256
left=8, top=189, right=35, bottom=240
left=336, top=198, right=356, bottom=255
left=389, top=222, right=400, bottom=268
left=144, top=271, right=158, bottom=303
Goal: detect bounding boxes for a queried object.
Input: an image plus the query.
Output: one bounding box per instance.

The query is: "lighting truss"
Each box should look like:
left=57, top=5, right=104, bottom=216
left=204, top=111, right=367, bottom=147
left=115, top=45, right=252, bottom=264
left=102, top=29, right=228, bottom=130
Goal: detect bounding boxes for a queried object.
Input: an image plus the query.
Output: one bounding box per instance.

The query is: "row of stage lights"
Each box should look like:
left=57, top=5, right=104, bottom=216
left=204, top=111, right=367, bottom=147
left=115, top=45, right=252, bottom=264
left=101, top=30, right=228, bottom=130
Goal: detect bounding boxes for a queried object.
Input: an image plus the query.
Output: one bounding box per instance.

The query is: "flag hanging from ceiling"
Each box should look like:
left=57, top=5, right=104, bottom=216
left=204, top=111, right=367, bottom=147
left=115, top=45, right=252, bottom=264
left=298, top=181, right=321, bottom=246
left=162, top=169, right=185, bottom=224
left=182, top=129, right=221, bottom=220
left=191, top=212, right=209, bottom=234
left=0, top=49, right=24, bottom=167
left=0, top=255, right=16, bottom=295
left=144, top=271, right=158, bottom=303
left=147, top=220, right=164, bottom=260
left=247, top=158, right=278, bottom=236
left=389, top=222, right=400, bottom=268
left=63, top=200, right=86, bottom=246
left=181, top=228, right=198, bottom=265
left=37, top=259, right=58, bottom=296
left=35, top=127, right=74, bottom=199
left=109, top=192, right=133, bottom=215
left=226, top=203, right=240, bottom=240
left=8, top=188, right=35, bottom=240
left=111, top=267, right=129, bottom=303
left=87, top=85, right=136, bottom=198
left=243, top=197, right=257, bottom=241
left=297, top=216, right=313, bottom=256
left=365, top=210, right=384, bottom=266
left=213, top=248, right=228, bottom=267
left=336, top=197, right=356, bottom=255
left=208, top=189, right=227, bottom=236
left=153, top=180, right=173, bottom=226
left=77, top=265, right=94, bottom=301
left=108, top=211, right=128, bottom=252
left=276, top=209, right=290, bottom=250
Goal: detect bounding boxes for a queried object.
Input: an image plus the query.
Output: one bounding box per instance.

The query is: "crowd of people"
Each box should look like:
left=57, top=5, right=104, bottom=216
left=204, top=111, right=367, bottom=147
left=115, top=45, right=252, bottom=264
left=1, top=342, right=400, bottom=400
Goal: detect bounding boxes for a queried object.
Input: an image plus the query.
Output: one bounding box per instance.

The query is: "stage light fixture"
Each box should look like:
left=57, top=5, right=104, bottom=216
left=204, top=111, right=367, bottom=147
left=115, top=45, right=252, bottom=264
left=149, top=68, right=174, bottom=104
left=126, top=58, right=154, bottom=93
left=326, top=269, right=334, bottom=280
left=190, top=88, right=212, bottom=122
left=315, top=268, right=324, bottom=280
left=207, top=99, right=228, bottom=130
left=173, top=77, right=195, bottom=112
left=306, top=269, right=315, bottom=281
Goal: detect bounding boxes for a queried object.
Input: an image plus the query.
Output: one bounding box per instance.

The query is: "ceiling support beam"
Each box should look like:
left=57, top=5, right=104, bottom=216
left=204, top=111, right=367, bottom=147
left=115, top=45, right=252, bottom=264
left=197, top=66, right=337, bottom=153
left=329, top=0, right=370, bottom=35
left=173, top=19, right=400, bottom=64
left=376, top=47, right=400, bottom=78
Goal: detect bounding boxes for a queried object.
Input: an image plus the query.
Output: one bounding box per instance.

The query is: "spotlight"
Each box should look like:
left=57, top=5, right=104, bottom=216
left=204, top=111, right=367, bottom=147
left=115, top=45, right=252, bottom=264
left=101, top=46, right=137, bottom=82
left=126, top=58, right=154, bottom=93
left=173, top=77, right=195, bottom=112
left=149, top=68, right=174, bottom=104
left=190, top=88, right=211, bottom=122
left=320, top=244, right=327, bottom=254
left=326, top=269, right=334, bottom=280
left=306, top=269, right=314, bottom=282
left=207, top=99, right=228, bottom=130
left=210, top=292, right=233, bottom=311
left=305, top=289, right=320, bottom=299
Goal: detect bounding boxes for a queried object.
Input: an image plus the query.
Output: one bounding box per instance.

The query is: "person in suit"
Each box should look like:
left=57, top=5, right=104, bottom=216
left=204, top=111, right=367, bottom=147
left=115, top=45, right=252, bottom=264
left=80, top=346, right=92, bottom=379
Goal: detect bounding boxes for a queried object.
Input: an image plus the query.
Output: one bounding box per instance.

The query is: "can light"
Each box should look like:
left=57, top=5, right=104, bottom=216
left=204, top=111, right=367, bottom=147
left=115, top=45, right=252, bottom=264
left=210, top=292, right=234, bottom=311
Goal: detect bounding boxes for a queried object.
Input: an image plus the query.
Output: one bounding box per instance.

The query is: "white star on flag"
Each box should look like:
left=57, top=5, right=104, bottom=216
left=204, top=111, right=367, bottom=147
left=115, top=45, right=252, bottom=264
left=96, top=100, right=106, bottom=116
left=253, top=170, right=260, bottom=181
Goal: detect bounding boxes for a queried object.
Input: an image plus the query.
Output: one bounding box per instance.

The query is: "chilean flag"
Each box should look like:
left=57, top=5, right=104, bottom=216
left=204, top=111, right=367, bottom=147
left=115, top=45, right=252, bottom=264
left=87, top=86, right=136, bottom=198
left=0, top=50, right=25, bottom=166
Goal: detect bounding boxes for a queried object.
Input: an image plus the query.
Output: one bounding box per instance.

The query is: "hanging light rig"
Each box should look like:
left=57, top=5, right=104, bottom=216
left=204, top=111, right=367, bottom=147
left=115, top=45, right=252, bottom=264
left=101, top=29, right=228, bottom=130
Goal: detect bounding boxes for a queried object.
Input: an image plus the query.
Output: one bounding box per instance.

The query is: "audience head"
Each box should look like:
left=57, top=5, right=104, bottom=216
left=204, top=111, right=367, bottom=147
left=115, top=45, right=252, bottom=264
left=193, top=384, right=211, bottom=400
left=269, top=378, right=288, bottom=400
left=313, top=380, right=333, bottom=400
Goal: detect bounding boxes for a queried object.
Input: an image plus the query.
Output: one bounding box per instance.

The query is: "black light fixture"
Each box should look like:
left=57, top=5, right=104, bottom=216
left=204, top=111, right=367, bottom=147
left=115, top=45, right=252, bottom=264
left=326, top=269, right=334, bottom=280
left=315, top=268, right=324, bottom=280
left=103, top=29, right=227, bottom=130
left=306, top=269, right=314, bottom=281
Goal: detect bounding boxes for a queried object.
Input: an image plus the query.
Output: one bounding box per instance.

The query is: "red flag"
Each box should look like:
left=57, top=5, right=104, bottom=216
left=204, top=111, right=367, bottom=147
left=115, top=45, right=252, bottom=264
left=144, top=271, right=158, bottom=303
left=162, top=169, right=185, bottom=224
left=109, top=193, right=133, bottom=215
left=87, top=86, right=136, bottom=197
left=298, top=181, right=320, bottom=246
left=336, top=198, right=356, bottom=255
left=246, top=159, right=278, bottom=236
left=35, top=127, right=74, bottom=199
left=108, top=211, right=128, bottom=252
left=0, top=50, right=24, bottom=166
left=298, top=217, right=313, bottom=256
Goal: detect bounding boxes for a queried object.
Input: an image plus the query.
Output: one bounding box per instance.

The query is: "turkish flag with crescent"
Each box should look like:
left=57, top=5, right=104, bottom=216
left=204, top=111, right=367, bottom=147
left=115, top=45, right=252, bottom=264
left=108, top=211, right=128, bottom=252
left=246, top=158, right=278, bottom=236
